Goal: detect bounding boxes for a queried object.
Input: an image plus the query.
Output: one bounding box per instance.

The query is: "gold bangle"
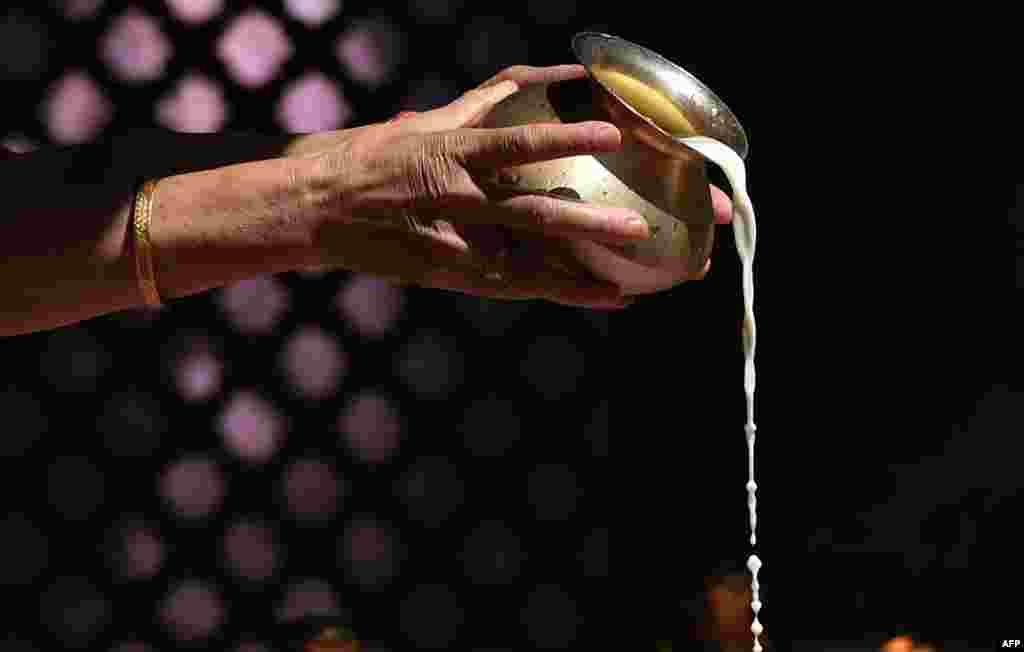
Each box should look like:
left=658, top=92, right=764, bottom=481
left=133, top=178, right=163, bottom=307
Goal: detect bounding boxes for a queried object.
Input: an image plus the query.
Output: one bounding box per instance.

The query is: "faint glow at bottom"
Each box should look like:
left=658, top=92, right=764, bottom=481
left=882, top=637, right=937, bottom=652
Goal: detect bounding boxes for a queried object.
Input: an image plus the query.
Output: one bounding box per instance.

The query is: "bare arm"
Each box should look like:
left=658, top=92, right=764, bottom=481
left=0, top=128, right=321, bottom=337
left=1, top=68, right=694, bottom=337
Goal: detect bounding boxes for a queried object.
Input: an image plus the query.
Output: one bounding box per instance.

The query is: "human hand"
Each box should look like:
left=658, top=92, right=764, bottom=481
left=482, top=65, right=737, bottom=289
left=477, top=65, right=736, bottom=290
left=566, top=181, right=734, bottom=292
left=293, top=77, right=655, bottom=308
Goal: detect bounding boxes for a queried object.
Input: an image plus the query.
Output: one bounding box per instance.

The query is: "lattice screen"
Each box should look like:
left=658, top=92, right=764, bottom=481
left=1, top=1, right=612, bottom=649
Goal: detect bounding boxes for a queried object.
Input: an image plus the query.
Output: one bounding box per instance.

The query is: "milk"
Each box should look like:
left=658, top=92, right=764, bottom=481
left=682, top=135, right=761, bottom=651
left=589, top=67, right=763, bottom=651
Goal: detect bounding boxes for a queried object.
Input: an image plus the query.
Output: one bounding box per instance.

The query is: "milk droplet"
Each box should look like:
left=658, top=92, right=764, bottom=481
left=747, top=554, right=761, bottom=573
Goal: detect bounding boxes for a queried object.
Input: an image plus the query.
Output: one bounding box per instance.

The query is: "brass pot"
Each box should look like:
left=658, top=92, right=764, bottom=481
left=480, top=32, right=748, bottom=294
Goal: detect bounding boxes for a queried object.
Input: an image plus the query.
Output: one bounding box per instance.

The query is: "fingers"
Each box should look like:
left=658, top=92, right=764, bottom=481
left=512, top=234, right=601, bottom=281
left=710, top=184, right=733, bottom=224
left=478, top=64, right=587, bottom=89
left=438, top=122, right=643, bottom=242
left=478, top=192, right=650, bottom=245
left=566, top=238, right=682, bottom=295
left=453, top=121, right=622, bottom=168
left=423, top=230, right=630, bottom=308
left=411, top=80, right=519, bottom=132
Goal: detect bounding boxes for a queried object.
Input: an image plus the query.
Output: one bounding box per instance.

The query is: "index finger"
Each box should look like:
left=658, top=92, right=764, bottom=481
left=451, top=121, right=622, bottom=169
left=478, top=64, right=587, bottom=90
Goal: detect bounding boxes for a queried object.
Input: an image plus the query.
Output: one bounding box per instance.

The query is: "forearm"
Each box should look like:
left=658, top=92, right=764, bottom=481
left=149, top=155, right=322, bottom=300
left=0, top=128, right=324, bottom=337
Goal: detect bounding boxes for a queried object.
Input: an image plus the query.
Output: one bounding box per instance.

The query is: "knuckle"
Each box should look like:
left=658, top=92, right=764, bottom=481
left=528, top=196, right=561, bottom=228
left=501, top=129, right=533, bottom=157
left=461, top=86, right=489, bottom=104
left=526, top=125, right=557, bottom=152
left=441, top=130, right=476, bottom=164
left=444, top=131, right=472, bottom=155
left=494, top=133, right=520, bottom=158
left=409, top=136, right=457, bottom=201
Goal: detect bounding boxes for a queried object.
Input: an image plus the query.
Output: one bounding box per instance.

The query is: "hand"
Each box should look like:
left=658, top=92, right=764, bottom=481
left=293, top=77, right=654, bottom=308
left=481, top=65, right=736, bottom=289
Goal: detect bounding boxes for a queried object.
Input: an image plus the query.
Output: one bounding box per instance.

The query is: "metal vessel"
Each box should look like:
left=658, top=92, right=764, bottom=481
left=481, top=32, right=748, bottom=292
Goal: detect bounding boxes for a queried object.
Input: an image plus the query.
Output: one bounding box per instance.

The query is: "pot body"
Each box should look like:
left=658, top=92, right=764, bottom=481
left=480, top=75, right=715, bottom=294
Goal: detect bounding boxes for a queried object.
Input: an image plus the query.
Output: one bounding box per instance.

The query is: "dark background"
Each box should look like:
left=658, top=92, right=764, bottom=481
left=1, top=1, right=1018, bottom=650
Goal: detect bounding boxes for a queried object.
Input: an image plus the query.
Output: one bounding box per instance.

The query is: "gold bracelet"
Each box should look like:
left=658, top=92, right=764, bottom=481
left=133, top=178, right=163, bottom=307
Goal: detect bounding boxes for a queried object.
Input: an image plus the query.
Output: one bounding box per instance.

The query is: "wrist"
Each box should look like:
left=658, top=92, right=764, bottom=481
left=148, top=156, right=323, bottom=300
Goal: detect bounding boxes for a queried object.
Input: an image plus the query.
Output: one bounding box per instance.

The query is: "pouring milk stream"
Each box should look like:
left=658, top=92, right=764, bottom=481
left=685, top=136, right=762, bottom=652
left=590, top=66, right=763, bottom=651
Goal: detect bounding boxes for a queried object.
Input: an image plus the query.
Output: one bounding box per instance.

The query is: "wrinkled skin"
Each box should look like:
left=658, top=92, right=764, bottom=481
left=288, top=65, right=733, bottom=309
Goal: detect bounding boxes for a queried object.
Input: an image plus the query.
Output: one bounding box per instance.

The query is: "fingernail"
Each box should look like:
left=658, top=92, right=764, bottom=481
left=495, top=80, right=519, bottom=96
left=590, top=122, right=621, bottom=147
left=623, top=214, right=650, bottom=238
